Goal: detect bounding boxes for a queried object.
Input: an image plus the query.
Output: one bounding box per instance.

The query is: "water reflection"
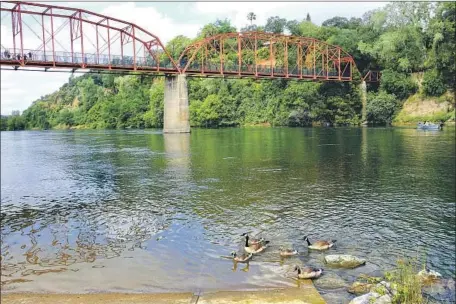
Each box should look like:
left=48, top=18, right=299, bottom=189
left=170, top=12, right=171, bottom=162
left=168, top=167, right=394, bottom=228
left=1, top=128, right=455, bottom=299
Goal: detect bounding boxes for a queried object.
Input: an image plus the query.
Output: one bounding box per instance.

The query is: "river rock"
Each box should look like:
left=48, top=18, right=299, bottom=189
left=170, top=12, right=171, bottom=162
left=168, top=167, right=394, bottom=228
left=313, top=272, right=347, bottom=289
left=324, top=254, right=366, bottom=268
left=348, top=281, right=373, bottom=295
left=372, top=281, right=397, bottom=297
left=418, top=268, right=442, bottom=285
left=423, top=278, right=456, bottom=303
left=349, top=292, right=392, bottom=304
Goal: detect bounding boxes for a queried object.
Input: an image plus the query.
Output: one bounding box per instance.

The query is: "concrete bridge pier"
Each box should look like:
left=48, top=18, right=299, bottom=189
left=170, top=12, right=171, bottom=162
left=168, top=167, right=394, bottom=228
left=360, top=80, right=367, bottom=123
left=163, top=74, right=190, bottom=133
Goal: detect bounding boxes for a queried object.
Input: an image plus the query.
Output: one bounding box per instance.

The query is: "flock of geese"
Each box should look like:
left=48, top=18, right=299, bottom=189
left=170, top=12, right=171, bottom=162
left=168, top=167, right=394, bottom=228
left=230, top=233, right=337, bottom=279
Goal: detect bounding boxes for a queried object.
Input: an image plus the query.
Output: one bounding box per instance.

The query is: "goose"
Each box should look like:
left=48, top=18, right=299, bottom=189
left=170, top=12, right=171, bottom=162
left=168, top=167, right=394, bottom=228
left=231, top=251, right=253, bottom=263
left=279, top=247, right=298, bottom=257
left=294, top=265, right=323, bottom=279
left=244, top=235, right=269, bottom=254
left=303, top=236, right=336, bottom=250
left=241, top=233, right=265, bottom=245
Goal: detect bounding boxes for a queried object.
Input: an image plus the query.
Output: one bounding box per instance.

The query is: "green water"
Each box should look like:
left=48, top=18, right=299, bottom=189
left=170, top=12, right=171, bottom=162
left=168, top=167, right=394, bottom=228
left=1, top=127, right=455, bottom=302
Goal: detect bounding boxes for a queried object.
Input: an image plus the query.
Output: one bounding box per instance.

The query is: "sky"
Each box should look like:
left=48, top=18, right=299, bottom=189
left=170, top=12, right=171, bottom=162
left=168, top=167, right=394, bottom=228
left=0, top=1, right=386, bottom=115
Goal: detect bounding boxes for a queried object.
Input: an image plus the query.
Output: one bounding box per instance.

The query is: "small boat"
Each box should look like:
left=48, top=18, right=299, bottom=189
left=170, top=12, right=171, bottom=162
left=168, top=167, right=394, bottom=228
left=417, top=122, right=443, bottom=130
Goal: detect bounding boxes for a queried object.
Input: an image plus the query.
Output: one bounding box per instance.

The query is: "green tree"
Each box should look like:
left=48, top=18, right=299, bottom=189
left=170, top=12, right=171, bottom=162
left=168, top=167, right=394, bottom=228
left=322, top=16, right=349, bottom=28
left=427, top=2, right=455, bottom=89
left=144, top=79, right=165, bottom=128
left=366, top=91, right=399, bottom=124
left=422, top=69, right=446, bottom=97
left=247, top=12, right=256, bottom=25
left=379, top=69, right=418, bottom=100
left=166, top=35, right=192, bottom=63
left=198, top=19, right=236, bottom=38
left=265, top=16, right=287, bottom=34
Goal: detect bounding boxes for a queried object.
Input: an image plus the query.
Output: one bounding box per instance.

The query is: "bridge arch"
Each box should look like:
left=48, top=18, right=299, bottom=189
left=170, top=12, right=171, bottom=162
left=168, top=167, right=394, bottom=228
left=0, top=1, right=179, bottom=72
left=178, top=31, right=355, bottom=81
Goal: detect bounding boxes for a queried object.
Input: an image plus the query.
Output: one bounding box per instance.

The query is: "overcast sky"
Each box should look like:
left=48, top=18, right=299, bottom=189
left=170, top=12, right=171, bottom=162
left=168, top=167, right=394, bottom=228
left=0, top=1, right=386, bottom=115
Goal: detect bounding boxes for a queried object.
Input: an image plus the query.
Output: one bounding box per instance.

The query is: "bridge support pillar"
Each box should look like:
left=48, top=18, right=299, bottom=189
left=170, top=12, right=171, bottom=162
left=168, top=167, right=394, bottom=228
left=163, top=74, right=190, bottom=133
left=360, top=80, right=367, bottom=123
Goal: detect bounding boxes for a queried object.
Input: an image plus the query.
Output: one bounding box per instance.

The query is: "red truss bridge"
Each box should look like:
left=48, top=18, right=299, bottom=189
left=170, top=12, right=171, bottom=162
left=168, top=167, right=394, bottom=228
left=0, top=1, right=380, bottom=82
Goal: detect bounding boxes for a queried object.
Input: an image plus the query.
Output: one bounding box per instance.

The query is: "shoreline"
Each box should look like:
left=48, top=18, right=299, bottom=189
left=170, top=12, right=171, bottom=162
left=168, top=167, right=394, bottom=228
left=1, top=284, right=327, bottom=304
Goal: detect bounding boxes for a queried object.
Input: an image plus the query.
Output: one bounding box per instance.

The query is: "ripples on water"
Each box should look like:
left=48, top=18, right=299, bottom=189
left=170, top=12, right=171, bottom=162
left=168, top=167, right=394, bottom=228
left=1, top=128, right=455, bottom=301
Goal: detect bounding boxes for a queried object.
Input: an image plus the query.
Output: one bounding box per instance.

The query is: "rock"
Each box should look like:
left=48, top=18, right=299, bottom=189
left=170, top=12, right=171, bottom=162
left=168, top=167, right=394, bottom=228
left=418, top=268, right=442, bottom=285
left=324, top=254, right=366, bottom=269
left=372, top=281, right=397, bottom=297
left=423, top=278, right=456, bottom=303
left=375, top=294, right=392, bottom=304
left=313, top=272, right=347, bottom=289
left=349, top=292, right=392, bottom=304
left=349, top=292, right=374, bottom=304
left=348, top=281, right=373, bottom=295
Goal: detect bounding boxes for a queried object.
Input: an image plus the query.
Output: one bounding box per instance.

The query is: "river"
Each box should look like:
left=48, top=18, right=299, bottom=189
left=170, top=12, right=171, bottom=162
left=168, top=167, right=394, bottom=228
left=1, top=127, right=455, bottom=302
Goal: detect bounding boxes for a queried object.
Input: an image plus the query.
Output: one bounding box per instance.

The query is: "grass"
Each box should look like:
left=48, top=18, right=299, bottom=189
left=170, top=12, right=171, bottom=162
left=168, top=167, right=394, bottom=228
left=384, top=257, right=426, bottom=304
left=393, top=91, right=455, bottom=124
left=394, top=109, right=455, bottom=124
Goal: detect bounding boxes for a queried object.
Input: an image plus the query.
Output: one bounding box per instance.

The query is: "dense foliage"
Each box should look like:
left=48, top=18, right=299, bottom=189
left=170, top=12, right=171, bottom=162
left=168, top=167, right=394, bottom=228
left=366, top=91, right=400, bottom=124
left=2, top=2, right=454, bottom=131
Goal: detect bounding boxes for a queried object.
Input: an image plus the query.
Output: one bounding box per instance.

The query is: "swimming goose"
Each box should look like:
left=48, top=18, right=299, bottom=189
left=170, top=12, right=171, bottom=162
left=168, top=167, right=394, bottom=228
left=241, top=233, right=265, bottom=245
left=303, top=236, right=336, bottom=250
left=244, top=235, right=269, bottom=254
left=294, top=265, right=323, bottom=279
left=231, top=251, right=253, bottom=263
left=279, top=247, right=298, bottom=257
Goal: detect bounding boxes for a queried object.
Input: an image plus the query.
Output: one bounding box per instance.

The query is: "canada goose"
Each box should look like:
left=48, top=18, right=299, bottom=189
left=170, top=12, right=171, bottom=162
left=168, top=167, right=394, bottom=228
left=303, top=236, right=336, bottom=250
left=241, top=233, right=265, bottom=245
left=279, top=247, right=298, bottom=257
left=231, top=251, right=253, bottom=263
left=244, top=235, right=269, bottom=254
left=294, top=265, right=323, bottom=279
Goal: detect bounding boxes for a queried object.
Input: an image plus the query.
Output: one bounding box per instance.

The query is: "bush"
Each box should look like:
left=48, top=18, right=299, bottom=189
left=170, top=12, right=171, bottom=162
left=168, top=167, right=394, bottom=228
left=385, top=258, right=424, bottom=304
left=380, top=69, right=418, bottom=100
left=422, top=70, right=446, bottom=97
left=366, top=91, right=399, bottom=124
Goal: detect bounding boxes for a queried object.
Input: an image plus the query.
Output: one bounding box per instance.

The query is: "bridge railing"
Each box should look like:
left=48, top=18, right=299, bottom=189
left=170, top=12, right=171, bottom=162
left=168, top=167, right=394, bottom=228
left=0, top=48, right=176, bottom=70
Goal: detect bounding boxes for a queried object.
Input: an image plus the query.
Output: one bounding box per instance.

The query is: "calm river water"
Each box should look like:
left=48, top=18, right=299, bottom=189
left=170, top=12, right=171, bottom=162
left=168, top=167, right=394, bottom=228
left=1, top=127, right=455, bottom=302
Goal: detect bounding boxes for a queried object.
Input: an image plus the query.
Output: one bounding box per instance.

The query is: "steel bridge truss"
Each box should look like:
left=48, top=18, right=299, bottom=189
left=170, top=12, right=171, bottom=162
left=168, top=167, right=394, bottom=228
left=179, top=32, right=354, bottom=81
left=362, top=70, right=381, bottom=83
left=0, top=1, right=179, bottom=72
left=0, top=1, right=379, bottom=83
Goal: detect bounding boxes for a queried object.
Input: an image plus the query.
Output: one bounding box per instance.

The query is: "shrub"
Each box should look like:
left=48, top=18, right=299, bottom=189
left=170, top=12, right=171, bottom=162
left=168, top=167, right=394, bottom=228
left=380, top=69, right=418, bottom=100
left=385, top=258, right=424, bottom=304
left=422, top=69, right=446, bottom=97
left=366, top=91, right=399, bottom=124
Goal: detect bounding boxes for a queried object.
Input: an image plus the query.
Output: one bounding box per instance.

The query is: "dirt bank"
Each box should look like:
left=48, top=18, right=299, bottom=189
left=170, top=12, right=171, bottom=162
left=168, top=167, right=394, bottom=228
left=393, top=91, right=455, bottom=124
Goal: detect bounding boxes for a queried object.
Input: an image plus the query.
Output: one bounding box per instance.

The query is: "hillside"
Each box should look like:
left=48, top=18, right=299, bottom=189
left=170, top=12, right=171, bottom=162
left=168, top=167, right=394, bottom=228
left=394, top=92, right=455, bottom=125
left=1, top=2, right=454, bottom=131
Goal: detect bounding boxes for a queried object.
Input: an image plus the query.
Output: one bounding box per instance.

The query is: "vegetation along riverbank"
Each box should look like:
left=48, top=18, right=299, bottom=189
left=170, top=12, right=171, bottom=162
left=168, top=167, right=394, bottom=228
left=1, top=2, right=454, bottom=131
